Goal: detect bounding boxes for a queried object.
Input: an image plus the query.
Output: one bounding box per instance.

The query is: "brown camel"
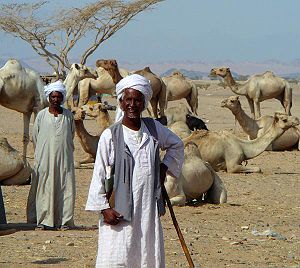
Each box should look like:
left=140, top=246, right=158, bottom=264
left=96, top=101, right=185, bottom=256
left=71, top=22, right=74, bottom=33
left=221, top=95, right=300, bottom=150
left=183, top=113, right=299, bottom=173
left=72, top=102, right=115, bottom=168
left=95, top=59, right=166, bottom=118
left=210, top=67, right=292, bottom=119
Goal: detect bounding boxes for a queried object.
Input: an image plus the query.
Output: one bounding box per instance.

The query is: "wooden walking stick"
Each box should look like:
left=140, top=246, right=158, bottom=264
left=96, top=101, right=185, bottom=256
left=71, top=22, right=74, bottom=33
left=162, top=185, right=195, bottom=268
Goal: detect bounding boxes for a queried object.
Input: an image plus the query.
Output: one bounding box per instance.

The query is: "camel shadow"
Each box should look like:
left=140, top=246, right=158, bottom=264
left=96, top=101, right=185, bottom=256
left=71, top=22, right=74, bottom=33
left=0, top=223, right=98, bottom=231
left=32, top=257, right=68, bottom=264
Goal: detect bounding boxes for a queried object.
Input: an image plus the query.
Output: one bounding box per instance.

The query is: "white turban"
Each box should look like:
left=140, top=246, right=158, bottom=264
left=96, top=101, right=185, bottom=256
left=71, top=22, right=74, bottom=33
left=115, top=74, right=152, bottom=122
left=44, top=80, right=66, bottom=102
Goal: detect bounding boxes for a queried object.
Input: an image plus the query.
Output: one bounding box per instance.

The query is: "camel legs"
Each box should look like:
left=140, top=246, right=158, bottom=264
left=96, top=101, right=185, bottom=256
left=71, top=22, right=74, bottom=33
left=150, top=98, right=159, bottom=118
left=246, top=97, right=256, bottom=119
left=22, top=112, right=32, bottom=161
left=283, top=87, right=292, bottom=116
left=78, top=87, right=90, bottom=108
left=158, top=80, right=167, bottom=117
left=254, top=101, right=261, bottom=119
left=227, top=162, right=261, bottom=173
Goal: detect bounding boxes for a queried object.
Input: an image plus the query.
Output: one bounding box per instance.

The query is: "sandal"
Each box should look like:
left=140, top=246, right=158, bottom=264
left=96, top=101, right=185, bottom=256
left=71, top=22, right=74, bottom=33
left=35, top=224, right=45, bottom=231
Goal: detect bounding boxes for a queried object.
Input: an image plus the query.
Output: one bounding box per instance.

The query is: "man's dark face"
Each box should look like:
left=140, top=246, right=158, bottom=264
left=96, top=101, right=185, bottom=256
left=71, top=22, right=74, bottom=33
left=120, top=88, right=144, bottom=119
left=49, top=91, right=63, bottom=107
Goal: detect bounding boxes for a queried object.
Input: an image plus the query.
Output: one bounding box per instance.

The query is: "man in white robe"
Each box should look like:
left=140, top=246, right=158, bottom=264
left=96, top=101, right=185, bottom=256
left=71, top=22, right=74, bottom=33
left=86, top=74, right=184, bottom=267
left=27, top=80, right=76, bottom=230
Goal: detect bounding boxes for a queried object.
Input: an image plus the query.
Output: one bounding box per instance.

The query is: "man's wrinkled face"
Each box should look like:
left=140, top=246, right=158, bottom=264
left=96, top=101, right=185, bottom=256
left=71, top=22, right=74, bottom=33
left=49, top=91, right=63, bottom=107
left=120, top=88, right=144, bottom=119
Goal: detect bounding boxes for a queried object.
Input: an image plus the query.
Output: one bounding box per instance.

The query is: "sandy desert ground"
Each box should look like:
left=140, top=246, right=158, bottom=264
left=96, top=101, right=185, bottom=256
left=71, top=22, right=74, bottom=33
left=0, top=83, right=300, bottom=268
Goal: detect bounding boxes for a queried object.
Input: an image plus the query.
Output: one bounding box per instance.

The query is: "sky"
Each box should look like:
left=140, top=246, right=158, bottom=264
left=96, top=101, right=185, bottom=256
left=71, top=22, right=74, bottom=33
left=1, top=0, right=300, bottom=73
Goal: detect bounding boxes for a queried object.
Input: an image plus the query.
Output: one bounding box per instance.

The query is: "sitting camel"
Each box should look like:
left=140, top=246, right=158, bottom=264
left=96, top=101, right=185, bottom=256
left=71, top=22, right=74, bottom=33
left=77, top=66, right=130, bottom=108
left=183, top=113, right=299, bottom=173
left=0, top=137, right=32, bottom=185
left=221, top=96, right=300, bottom=150
left=0, top=59, right=47, bottom=160
left=165, top=142, right=227, bottom=206
left=72, top=102, right=115, bottom=168
left=210, top=67, right=292, bottom=119
left=64, top=63, right=98, bottom=108
left=162, top=71, right=199, bottom=115
left=95, top=59, right=166, bottom=118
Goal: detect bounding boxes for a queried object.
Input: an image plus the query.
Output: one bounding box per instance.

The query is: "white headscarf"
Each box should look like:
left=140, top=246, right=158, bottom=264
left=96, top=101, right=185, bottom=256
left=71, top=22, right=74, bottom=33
left=44, top=80, right=66, bottom=102
left=115, top=74, right=152, bottom=122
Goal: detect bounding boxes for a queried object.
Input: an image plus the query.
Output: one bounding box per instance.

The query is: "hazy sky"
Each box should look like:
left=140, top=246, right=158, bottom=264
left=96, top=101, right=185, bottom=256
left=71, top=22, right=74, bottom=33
left=1, top=0, right=300, bottom=65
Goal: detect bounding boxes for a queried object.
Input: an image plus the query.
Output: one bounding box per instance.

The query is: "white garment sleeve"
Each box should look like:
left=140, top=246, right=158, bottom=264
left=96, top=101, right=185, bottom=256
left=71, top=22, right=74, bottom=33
left=85, top=129, right=114, bottom=211
left=154, top=120, right=184, bottom=178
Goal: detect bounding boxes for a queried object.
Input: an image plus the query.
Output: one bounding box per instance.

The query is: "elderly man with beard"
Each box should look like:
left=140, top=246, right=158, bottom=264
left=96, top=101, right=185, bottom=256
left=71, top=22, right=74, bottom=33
left=27, top=80, right=76, bottom=230
left=86, top=74, right=184, bottom=267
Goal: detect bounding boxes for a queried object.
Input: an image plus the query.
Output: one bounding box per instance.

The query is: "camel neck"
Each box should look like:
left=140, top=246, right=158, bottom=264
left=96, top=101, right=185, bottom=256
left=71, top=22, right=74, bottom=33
left=224, top=72, right=246, bottom=95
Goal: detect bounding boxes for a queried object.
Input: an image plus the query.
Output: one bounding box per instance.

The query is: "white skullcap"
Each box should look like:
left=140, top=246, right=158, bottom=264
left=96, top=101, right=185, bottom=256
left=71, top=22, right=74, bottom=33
left=115, top=74, right=152, bottom=122
left=44, top=80, right=66, bottom=102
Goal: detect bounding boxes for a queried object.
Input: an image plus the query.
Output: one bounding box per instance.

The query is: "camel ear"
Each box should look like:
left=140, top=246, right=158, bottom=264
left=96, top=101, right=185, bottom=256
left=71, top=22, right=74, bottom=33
left=226, top=67, right=230, bottom=71
left=74, top=63, right=80, bottom=70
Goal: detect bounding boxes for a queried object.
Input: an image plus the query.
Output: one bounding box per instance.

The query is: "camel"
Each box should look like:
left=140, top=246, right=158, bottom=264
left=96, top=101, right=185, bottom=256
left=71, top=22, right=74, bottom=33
left=165, top=142, right=227, bottom=206
left=210, top=67, right=292, bottom=119
left=95, top=59, right=166, bottom=118
left=133, top=67, right=167, bottom=118
left=0, top=59, right=47, bottom=160
left=76, top=66, right=130, bottom=108
left=221, top=95, right=300, bottom=150
left=72, top=102, right=115, bottom=168
left=162, top=71, right=199, bottom=115
left=183, top=113, right=299, bottom=173
left=0, top=137, right=32, bottom=185
left=64, top=63, right=98, bottom=108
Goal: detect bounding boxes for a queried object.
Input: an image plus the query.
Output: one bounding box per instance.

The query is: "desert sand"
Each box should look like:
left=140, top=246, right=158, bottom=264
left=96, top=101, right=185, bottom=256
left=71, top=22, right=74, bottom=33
left=0, top=84, right=299, bottom=267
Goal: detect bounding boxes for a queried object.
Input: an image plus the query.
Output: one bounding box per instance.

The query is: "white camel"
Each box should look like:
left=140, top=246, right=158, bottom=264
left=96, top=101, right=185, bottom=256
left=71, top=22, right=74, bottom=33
left=162, top=71, right=199, bottom=115
left=183, top=113, right=299, bottom=173
left=0, top=59, right=47, bottom=160
left=165, top=142, right=227, bottom=206
left=210, top=67, right=292, bottom=119
left=64, top=63, right=98, bottom=108
left=0, top=137, right=32, bottom=185
left=221, top=95, right=300, bottom=150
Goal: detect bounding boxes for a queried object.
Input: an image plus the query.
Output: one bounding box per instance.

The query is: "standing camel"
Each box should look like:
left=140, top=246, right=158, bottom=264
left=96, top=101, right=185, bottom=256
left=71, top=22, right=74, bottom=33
left=94, top=59, right=166, bottom=118
left=64, top=63, right=98, bottom=108
left=162, top=71, right=199, bottom=115
left=77, top=66, right=130, bottom=108
left=210, top=67, right=292, bottom=119
left=0, top=59, right=47, bottom=160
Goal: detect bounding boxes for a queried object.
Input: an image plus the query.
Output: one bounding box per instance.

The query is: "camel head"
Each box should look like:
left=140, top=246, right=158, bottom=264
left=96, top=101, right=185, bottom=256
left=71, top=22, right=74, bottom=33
left=69, top=63, right=97, bottom=80
left=184, top=141, right=201, bottom=159
left=83, top=101, right=116, bottom=118
left=273, top=112, right=299, bottom=131
left=210, top=67, right=230, bottom=78
left=96, top=59, right=118, bottom=70
left=71, top=107, right=86, bottom=121
left=221, top=96, right=240, bottom=111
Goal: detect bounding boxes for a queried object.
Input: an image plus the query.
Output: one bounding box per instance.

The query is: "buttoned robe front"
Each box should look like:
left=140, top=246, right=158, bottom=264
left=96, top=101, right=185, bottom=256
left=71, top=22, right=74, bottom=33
left=86, top=120, right=184, bottom=268
left=27, top=108, right=76, bottom=227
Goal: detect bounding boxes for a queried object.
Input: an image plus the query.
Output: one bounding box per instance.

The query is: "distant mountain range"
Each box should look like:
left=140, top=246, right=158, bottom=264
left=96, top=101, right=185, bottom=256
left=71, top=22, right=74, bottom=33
left=1, top=56, right=300, bottom=80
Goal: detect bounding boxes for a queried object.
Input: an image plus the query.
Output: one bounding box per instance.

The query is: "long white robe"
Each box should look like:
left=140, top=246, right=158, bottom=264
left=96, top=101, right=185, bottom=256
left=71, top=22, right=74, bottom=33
left=27, top=108, right=76, bottom=227
left=86, top=120, right=184, bottom=268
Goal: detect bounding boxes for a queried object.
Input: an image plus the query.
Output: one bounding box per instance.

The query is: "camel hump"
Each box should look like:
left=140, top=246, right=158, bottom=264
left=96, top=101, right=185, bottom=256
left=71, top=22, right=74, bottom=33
left=262, top=71, right=275, bottom=77
left=143, top=67, right=152, bottom=73
left=172, top=70, right=185, bottom=77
